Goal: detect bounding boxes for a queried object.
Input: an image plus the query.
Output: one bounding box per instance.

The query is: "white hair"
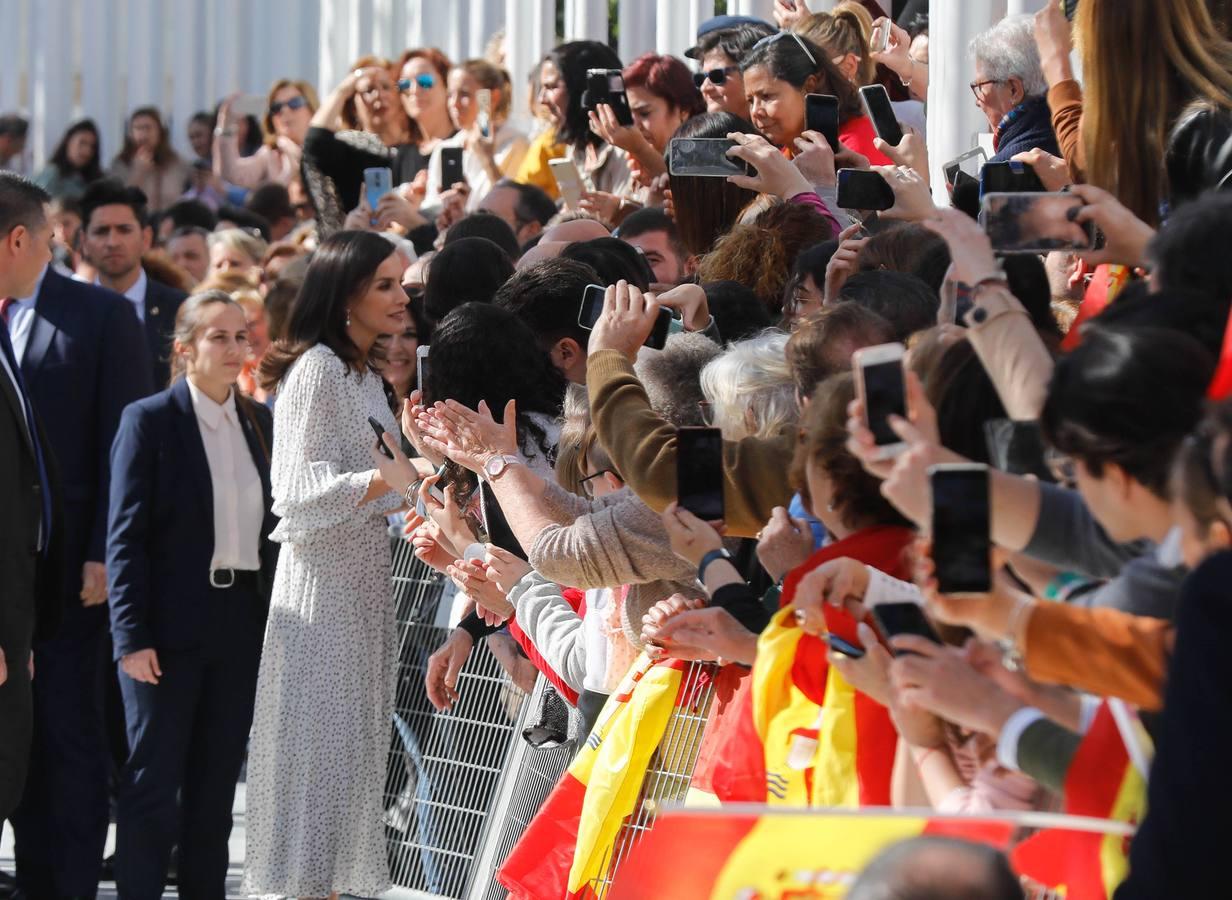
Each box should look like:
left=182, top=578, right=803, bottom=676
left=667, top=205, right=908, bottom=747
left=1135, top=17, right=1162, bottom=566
left=700, top=330, right=799, bottom=441
left=969, top=14, right=1048, bottom=97
left=207, top=226, right=268, bottom=264
left=378, top=230, right=418, bottom=263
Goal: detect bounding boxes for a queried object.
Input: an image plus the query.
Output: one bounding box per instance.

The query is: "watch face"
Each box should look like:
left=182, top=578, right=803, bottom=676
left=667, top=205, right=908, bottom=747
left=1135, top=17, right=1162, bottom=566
left=485, top=455, right=508, bottom=478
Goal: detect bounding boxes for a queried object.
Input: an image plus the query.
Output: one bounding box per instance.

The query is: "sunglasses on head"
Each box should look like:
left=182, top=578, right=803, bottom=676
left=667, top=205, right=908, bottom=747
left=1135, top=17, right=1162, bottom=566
left=751, top=30, right=819, bottom=68
left=269, top=96, right=308, bottom=116
left=398, top=73, right=437, bottom=93
left=693, top=65, right=740, bottom=89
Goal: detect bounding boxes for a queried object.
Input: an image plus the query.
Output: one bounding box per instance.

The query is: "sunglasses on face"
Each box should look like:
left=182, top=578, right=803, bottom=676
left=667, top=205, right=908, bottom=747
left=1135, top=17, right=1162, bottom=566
left=269, top=96, right=308, bottom=116
left=398, top=74, right=437, bottom=93
left=693, top=65, right=740, bottom=89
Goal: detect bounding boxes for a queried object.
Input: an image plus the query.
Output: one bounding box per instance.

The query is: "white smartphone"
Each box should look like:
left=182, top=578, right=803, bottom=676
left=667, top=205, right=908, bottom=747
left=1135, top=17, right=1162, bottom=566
left=231, top=94, right=267, bottom=118
left=852, top=342, right=908, bottom=460
left=477, top=89, right=493, bottom=138
left=416, top=345, right=430, bottom=398
left=870, top=21, right=891, bottom=54
left=549, top=157, right=583, bottom=210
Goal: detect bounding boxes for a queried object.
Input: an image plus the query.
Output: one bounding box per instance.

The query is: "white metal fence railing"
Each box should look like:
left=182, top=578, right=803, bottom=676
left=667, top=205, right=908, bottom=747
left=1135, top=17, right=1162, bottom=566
left=383, top=536, right=574, bottom=899
left=382, top=534, right=722, bottom=899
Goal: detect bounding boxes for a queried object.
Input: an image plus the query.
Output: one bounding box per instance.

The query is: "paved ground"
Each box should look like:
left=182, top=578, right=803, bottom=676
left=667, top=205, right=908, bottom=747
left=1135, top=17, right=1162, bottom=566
left=0, top=784, right=247, bottom=899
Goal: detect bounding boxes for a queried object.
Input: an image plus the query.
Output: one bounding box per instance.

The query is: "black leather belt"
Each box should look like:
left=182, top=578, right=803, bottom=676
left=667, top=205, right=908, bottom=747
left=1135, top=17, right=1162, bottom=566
left=209, top=568, right=260, bottom=590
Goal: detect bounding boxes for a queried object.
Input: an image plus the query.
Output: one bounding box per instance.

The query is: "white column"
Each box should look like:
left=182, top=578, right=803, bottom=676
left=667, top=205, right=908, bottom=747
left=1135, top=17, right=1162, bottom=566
left=443, top=1, right=471, bottom=63
left=503, top=0, right=555, bottom=131
left=564, top=0, right=608, bottom=43
left=319, top=0, right=358, bottom=96
left=655, top=0, right=713, bottom=59
left=80, top=0, right=123, bottom=166
left=617, top=0, right=656, bottom=65
left=169, top=0, right=205, bottom=160
left=726, top=0, right=776, bottom=22
left=29, top=0, right=75, bottom=168
left=467, top=0, right=506, bottom=61
left=927, top=0, right=1007, bottom=201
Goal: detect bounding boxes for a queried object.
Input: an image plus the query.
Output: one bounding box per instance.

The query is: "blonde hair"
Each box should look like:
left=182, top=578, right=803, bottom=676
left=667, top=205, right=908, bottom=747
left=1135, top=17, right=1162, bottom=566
left=459, top=58, right=514, bottom=120
left=1077, top=0, right=1232, bottom=226
left=797, top=3, right=875, bottom=86
left=700, top=330, right=800, bottom=441
left=554, top=382, right=591, bottom=496
left=194, top=268, right=261, bottom=296
left=262, top=78, right=320, bottom=146
left=170, top=289, right=244, bottom=384
left=208, top=228, right=269, bottom=268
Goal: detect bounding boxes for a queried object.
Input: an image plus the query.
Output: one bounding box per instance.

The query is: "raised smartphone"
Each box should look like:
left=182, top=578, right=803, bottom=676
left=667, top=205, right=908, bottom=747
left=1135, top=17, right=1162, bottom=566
left=852, top=342, right=907, bottom=459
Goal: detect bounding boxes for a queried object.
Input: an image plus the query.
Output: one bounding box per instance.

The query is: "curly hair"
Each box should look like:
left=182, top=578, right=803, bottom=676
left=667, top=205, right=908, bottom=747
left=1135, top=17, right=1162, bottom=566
left=696, top=201, right=836, bottom=315
left=790, top=372, right=910, bottom=531
left=700, top=330, right=799, bottom=440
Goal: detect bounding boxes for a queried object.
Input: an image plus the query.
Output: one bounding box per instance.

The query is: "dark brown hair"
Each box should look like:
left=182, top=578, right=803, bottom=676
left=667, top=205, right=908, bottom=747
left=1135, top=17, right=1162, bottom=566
left=258, top=230, right=396, bottom=391
left=787, top=303, right=894, bottom=401
left=117, top=106, right=179, bottom=168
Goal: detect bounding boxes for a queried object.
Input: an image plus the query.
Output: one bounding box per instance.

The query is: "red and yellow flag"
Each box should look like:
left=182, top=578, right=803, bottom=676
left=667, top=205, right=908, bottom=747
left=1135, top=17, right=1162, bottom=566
left=609, top=808, right=1029, bottom=899
left=497, top=654, right=691, bottom=900
left=1012, top=701, right=1149, bottom=899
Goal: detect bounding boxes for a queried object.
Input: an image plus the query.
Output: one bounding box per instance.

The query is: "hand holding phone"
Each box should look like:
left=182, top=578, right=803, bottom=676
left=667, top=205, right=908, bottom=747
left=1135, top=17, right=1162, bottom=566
left=668, top=138, right=752, bottom=178
left=981, top=192, right=1099, bottom=254
left=853, top=343, right=908, bottom=459
left=439, top=147, right=464, bottom=193
left=578, top=282, right=672, bottom=349
left=368, top=416, right=395, bottom=459
left=859, top=85, right=903, bottom=147
left=363, top=167, right=393, bottom=212
left=549, top=157, right=583, bottom=209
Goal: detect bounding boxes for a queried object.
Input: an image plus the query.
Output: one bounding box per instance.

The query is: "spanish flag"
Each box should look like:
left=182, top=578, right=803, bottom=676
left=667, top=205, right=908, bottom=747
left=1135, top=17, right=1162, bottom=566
left=497, top=654, right=694, bottom=900
left=609, top=807, right=1022, bottom=899
left=728, top=527, right=913, bottom=808
left=1011, top=701, right=1150, bottom=898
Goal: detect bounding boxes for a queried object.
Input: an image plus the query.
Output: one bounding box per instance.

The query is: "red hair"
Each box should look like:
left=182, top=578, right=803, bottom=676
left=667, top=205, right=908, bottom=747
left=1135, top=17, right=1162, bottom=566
left=396, top=47, right=454, bottom=83
left=622, top=53, right=705, bottom=118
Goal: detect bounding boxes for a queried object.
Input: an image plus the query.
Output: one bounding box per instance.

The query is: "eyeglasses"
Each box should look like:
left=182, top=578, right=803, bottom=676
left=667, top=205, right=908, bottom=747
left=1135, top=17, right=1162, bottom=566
left=269, top=96, right=308, bottom=116
left=579, top=469, right=612, bottom=498
left=969, top=79, right=1004, bottom=99
left=398, top=74, right=437, bottom=93
left=751, top=30, right=818, bottom=69
left=693, top=65, right=740, bottom=89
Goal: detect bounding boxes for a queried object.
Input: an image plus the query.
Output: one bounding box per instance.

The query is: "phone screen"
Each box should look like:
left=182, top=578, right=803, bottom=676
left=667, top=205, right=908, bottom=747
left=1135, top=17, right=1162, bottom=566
left=363, top=167, right=393, bottom=210
left=577, top=283, right=607, bottom=330
left=861, top=357, right=906, bottom=447
left=871, top=602, right=941, bottom=654
left=930, top=466, right=992, bottom=594
left=676, top=427, right=724, bottom=520
left=805, top=93, right=841, bottom=151
left=859, top=85, right=903, bottom=146
left=668, top=138, right=749, bottom=177
left=440, top=147, right=464, bottom=193
left=477, top=89, right=493, bottom=137
left=982, top=192, right=1097, bottom=254
left=836, top=169, right=895, bottom=211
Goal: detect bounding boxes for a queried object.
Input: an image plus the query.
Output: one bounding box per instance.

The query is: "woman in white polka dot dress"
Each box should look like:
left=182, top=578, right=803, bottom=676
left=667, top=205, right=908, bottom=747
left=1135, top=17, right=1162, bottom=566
left=242, top=231, right=430, bottom=898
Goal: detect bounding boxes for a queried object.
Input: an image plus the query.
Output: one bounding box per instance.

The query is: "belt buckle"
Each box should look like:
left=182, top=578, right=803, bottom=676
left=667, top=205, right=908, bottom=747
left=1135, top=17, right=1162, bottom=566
left=210, top=568, right=236, bottom=589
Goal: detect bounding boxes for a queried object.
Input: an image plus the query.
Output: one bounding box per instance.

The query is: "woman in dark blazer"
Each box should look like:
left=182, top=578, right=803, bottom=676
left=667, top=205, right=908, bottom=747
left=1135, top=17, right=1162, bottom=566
left=106, top=289, right=278, bottom=900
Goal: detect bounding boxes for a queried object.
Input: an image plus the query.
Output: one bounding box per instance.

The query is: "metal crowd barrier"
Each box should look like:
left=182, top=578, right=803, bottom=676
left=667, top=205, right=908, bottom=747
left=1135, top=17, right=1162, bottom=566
left=382, top=536, right=574, bottom=900
left=382, top=533, right=721, bottom=899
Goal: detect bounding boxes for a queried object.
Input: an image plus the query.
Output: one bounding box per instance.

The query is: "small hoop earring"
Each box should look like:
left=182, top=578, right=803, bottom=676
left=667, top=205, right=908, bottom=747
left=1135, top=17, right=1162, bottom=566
left=346, top=308, right=352, bottom=328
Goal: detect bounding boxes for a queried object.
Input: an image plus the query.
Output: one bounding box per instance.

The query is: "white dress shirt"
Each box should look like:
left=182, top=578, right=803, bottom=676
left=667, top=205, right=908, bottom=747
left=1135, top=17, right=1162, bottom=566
left=95, top=267, right=148, bottom=323
left=187, top=379, right=264, bottom=571
left=8, top=264, right=48, bottom=363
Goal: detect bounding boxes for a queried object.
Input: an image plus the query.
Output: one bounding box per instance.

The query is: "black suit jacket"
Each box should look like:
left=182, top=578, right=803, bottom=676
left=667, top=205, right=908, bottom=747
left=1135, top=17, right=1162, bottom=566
left=21, top=269, right=153, bottom=612
left=106, top=379, right=278, bottom=658
left=142, top=276, right=188, bottom=390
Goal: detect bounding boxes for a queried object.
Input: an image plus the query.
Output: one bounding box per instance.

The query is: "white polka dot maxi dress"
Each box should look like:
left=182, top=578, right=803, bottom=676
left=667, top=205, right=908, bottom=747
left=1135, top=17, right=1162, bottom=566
left=243, top=344, right=403, bottom=898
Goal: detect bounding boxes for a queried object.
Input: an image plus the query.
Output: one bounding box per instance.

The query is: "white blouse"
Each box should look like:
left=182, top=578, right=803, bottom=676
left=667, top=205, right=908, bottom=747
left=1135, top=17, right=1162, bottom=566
left=187, top=380, right=264, bottom=571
